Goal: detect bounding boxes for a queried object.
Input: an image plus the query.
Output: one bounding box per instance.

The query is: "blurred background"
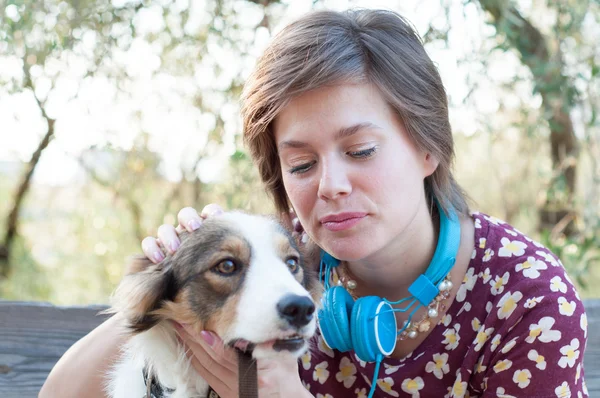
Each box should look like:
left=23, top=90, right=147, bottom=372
left=0, top=0, right=598, bottom=305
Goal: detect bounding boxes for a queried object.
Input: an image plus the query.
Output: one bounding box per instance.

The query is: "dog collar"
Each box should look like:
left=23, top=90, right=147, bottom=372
left=142, top=366, right=175, bottom=398
left=142, top=367, right=222, bottom=398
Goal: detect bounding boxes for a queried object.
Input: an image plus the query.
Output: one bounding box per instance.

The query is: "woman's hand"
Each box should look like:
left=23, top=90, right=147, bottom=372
left=289, top=209, right=309, bottom=245
left=142, top=205, right=308, bottom=264
left=174, top=324, right=240, bottom=397
left=141, top=204, right=224, bottom=264
left=175, top=324, right=310, bottom=398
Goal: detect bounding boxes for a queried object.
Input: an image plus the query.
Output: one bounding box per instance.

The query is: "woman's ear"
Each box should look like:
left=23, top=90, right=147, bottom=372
left=422, top=152, right=440, bottom=178
left=109, top=256, right=177, bottom=333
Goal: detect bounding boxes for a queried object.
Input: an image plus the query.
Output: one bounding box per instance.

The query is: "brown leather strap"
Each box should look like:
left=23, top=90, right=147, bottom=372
left=207, top=387, right=221, bottom=398
left=142, top=353, right=257, bottom=398
left=237, top=349, right=258, bottom=398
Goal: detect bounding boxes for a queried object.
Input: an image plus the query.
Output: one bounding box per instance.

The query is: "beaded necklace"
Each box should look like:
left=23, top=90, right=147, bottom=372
left=333, top=264, right=453, bottom=341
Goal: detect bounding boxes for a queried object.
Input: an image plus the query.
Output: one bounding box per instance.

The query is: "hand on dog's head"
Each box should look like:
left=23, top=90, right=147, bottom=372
left=109, top=213, right=321, bottom=358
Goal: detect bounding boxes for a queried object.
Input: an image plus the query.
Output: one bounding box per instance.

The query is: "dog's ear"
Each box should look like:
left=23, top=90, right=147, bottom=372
left=110, top=255, right=178, bottom=333
left=124, top=255, right=156, bottom=275
left=296, top=239, right=323, bottom=304
left=300, top=238, right=321, bottom=273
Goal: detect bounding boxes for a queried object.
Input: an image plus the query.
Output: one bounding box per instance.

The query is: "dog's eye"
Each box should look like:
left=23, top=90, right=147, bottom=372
left=285, top=257, right=299, bottom=274
left=214, top=260, right=238, bottom=275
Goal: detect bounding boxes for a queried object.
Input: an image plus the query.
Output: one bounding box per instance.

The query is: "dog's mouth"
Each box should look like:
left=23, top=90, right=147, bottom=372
left=229, top=334, right=307, bottom=354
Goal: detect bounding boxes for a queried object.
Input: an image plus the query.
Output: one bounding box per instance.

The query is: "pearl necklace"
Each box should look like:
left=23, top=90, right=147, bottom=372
left=333, top=263, right=453, bottom=341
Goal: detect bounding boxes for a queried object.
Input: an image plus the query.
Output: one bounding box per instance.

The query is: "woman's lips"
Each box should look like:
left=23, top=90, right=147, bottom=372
left=319, top=212, right=367, bottom=231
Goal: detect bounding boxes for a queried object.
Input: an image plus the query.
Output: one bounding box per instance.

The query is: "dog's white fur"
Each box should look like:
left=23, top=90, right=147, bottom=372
left=106, top=212, right=318, bottom=398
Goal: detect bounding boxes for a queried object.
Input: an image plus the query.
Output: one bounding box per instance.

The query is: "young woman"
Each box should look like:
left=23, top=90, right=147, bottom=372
left=41, top=9, right=588, bottom=398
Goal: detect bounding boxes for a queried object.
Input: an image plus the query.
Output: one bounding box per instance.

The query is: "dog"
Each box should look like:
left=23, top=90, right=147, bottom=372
left=105, top=212, right=321, bottom=398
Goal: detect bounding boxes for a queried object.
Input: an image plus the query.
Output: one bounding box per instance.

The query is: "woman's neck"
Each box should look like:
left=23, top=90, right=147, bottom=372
left=343, top=201, right=438, bottom=302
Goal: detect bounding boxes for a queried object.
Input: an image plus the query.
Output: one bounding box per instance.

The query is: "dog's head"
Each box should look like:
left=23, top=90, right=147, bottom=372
left=111, top=212, right=321, bottom=359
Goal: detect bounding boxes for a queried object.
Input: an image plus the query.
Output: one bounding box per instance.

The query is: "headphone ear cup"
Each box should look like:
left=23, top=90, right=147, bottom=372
left=351, top=296, right=398, bottom=363
left=318, top=286, right=354, bottom=352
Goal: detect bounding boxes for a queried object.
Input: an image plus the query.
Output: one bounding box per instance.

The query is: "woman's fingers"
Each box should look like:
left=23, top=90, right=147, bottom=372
left=157, top=224, right=180, bottom=254
left=256, top=356, right=304, bottom=397
left=291, top=219, right=309, bottom=246
left=177, top=204, right=224, bottom=234
left=177, top=327, right=238, bottom=373
left=178, top=207, right=203, bottom=232
left=142, top=204, right=226, bottom=263
left=186, top=353, right=237, bottom=398
left=141, top=236, right=165, bottom=264
left=285, top=209, right=310, bottom=245
left=200, top=203, right=224, bottom=218
left=141, top=222, right=183, bottom=263
left=175, top=327, right=238, bottom=398
left=175, top=325, right=306, bottom=398
left=175, top=204, right=226, bottom=234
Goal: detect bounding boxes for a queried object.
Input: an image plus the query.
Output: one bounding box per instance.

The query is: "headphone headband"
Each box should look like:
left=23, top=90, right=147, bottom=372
left=316, top=202, right=461, bottom=398
left=408, top=205, right=460, bottom=306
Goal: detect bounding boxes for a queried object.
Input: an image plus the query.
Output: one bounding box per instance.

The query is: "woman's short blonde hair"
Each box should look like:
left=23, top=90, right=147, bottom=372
left=241, top=9, right=469, bottom=217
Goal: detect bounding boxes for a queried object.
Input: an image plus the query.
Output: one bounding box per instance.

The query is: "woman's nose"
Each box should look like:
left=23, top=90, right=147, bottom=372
left=317, top=159, right=352, bottom=200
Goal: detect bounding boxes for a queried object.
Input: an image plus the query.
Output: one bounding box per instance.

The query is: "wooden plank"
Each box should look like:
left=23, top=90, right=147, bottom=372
left=0, top=300, right=598, bottom=397
left=0, top=301, right=110, bottom=398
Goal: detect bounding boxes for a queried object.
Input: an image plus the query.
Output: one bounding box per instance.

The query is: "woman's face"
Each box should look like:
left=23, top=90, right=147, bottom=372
left=274, top=83, right=438, bottom=262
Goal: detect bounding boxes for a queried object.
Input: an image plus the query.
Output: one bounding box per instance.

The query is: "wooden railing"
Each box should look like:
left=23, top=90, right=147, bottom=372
left=0, top=300, right=598, bottom=397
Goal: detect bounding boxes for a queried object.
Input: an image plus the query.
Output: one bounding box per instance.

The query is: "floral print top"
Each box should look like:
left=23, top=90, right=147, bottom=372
left=298, top=212, right=588, bottom=398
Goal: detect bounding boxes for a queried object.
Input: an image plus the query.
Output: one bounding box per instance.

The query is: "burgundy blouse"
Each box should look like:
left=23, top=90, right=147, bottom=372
left=298, top=212, right=588, bottom=397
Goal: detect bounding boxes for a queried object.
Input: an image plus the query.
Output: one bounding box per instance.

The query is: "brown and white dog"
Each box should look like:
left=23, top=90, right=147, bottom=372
left=106, top=212, right=321, bottom=398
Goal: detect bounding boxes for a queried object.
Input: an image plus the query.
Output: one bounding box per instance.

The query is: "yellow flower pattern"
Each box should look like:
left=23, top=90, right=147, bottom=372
left=442, top=323, right=461, bottom=350
left=400, top=377, right=424, bottom=397
left=425, top=353, right=450, bottom=379
left=497, top=291, right=523, bottom=319
left=335, top=356, right=357, bottom=388
left=298, top=213, right=588, bottom=397
left=450, top=371, right=467, bottom=397
left=493, top=359, right=513, bottom=373
left=512, top=369, right=532, bottom=388
left=355, top=387, right=367, bottom=398
left=313, top=361, right=330, bottom=384
left=377, top=377, right=400, bottom=397
left=527, top=349, right=547, bottom=370
left=301, top=350, right=312, bottom=370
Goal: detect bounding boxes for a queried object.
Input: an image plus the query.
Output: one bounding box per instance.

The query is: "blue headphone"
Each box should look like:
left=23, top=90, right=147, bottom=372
left=317, top=203, right=461, bottom=397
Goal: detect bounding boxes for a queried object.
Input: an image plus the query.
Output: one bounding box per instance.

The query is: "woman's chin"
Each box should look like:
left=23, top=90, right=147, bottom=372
left=321, top=240, right=374, bottom=262
left=312, top=226, right=382, bottom=261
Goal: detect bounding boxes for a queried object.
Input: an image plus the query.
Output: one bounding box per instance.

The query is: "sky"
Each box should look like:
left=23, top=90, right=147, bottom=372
left=0, top=0, right=535, bottom=185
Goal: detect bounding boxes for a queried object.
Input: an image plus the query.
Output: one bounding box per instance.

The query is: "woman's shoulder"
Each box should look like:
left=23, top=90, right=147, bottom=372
left=456, top=212, right=566, bottom=303
left=461, top=210, right=585, bottom=336
left=468, top=211, right=565, bottom=277
left=458, top=212, right=589, bottom=397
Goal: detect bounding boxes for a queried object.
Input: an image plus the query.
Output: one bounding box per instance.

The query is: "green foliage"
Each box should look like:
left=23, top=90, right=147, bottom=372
left=0, top=235, right=51, bottom=302
left=540, top=231, right=600, bottom=298
left=0, top=152, right=267, bottom=304
left=0, top=0, right=599, bottom=304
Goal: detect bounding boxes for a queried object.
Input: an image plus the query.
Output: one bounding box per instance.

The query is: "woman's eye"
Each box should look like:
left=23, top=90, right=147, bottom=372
left=285, top=257, right=300, bottom=274
left=214, top=259, right=238, bottom=275
left=289, top=161, right=315, bottom=174
left=348, top=147, right=377, bottom=158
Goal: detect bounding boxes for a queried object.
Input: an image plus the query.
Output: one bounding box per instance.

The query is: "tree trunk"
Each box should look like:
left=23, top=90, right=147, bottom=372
left=477, top=0, right=579, bottom=235
left=0, top=62, right=56, bottom=277
left=0, top=119, right=55, bottom=277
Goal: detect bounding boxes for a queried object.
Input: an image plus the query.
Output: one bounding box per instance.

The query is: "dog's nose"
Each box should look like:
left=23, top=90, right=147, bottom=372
left=277, top=294, right=315, bottom=328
